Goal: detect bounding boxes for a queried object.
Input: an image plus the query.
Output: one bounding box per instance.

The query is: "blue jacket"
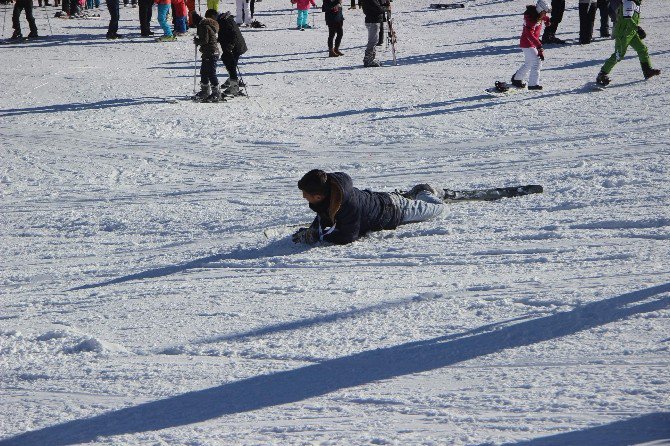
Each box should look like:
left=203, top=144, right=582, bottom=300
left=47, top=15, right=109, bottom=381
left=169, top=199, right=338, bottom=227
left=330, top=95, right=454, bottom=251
left=308, top=172, right=401, bottom=244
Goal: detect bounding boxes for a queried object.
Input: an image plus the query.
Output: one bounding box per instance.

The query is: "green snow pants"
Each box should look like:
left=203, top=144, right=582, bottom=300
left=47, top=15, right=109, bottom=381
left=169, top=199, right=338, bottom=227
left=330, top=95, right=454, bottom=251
left=601, top=20, right=650, bottom=74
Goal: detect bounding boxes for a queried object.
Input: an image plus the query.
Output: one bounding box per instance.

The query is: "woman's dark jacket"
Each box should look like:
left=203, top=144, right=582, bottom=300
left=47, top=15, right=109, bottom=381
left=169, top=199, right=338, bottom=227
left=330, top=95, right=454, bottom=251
left=308, top=172, right=401, bottom=245
left=361, top=0, right=386, bottom=23
left=217, top=12, right=248, bottom=55
left=322, top=0, right=344, bottom=25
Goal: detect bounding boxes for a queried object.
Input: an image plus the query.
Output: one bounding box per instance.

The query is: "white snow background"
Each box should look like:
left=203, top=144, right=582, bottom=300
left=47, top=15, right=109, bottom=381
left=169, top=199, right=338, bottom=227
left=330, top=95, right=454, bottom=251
left=1, top=0, right=669, bottom=444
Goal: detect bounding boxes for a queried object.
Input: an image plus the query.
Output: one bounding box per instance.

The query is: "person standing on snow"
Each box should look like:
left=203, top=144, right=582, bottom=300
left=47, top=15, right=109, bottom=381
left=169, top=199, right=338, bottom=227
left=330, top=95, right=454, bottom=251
left=293, top=170, right=447, bottom=245
left=323, top=0, right=345, bottom=57
left=106, top=0, right=122, bottom=39
left=291, top=0, right=316, bottom=30
left=360, top=0, right=388, bottom=67
left=541, top=0, right=566, bottom=44
left=194, top=9, right=222, bottom=102
left=511, top=0, right=551, bottom=91
left=578, top=0, right=598, bottom=44
left=596, top=0, right=660, bottom=86
left=216, top=10, right=248, bottom=96
left=235, top=0, right=252, bottom=26
left=11, top=0, right=39, bottom=39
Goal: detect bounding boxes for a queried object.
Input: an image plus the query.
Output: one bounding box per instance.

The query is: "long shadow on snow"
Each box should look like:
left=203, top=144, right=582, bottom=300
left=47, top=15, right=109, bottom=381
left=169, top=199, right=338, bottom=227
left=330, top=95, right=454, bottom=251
left=497, top=412, right=670, bottom=446
left=69, top=238, right=310, bottom=291
left=3, top=283, right=669, bottom=446
left=424, top=12, right=515, bottom=27
left=0, top=97, right=170, bottom=117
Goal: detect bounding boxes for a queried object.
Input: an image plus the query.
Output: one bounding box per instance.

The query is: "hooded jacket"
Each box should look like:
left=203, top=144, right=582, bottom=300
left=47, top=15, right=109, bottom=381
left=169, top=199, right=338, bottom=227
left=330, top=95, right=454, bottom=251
left=217, top=12, right=248, bottom=55
left=307, top=172, right=401, bottom=244
left=195, top=17, right=220, bottom=57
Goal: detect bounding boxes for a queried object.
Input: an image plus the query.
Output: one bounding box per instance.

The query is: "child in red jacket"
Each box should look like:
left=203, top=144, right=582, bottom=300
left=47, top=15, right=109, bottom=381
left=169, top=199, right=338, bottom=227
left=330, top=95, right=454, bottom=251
left=292, top=0, right=316, bottom=30
left=511, top=0, right=551, bottom=90
left=172, top=0, right=188, bottom=35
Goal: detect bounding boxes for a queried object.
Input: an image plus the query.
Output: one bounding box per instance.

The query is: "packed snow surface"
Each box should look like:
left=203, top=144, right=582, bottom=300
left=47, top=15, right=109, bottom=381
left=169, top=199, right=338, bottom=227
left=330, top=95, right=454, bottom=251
left=1, top=0, right=669, bottom=444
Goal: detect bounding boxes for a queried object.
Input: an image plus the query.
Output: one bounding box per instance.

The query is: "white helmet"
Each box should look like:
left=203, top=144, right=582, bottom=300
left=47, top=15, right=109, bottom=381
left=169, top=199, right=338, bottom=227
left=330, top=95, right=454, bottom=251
left=536, top=0, right=551, bottom=13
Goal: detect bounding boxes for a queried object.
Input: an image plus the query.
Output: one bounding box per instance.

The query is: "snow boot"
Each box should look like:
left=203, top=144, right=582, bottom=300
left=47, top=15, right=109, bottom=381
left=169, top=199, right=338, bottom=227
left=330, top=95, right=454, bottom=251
left=223, top=80, right=240, bottom=97
left=641, top=63, right=660, bottom=80
left=528, top=85, right=543, bottom=90
left=364, top=60, right=381, bottom=67
left=205, top=84, right=221, bottom=102
left=11, top=30, right=23, bottom=40
left=511, top=75, right=526, bottom=88
left=27, top=31, right=39, bottom=39
left=334, top=47, right=344, bottom=56
left=596, top=71, right=610, bottom=86
left=329, top=48, right=339, bottom=57
left=195, top=82, right=211, bottom=101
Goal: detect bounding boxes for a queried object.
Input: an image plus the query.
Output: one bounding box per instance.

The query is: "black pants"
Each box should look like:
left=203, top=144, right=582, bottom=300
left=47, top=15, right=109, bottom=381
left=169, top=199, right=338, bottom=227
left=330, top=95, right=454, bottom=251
left=543, top=0, right=565, bottom=38
left=201, top=56, right=219, bottom=85
left=107, top=0, right=120, bottom=35
left=220, top=52, right=240, bottom=80
left=138, top=0, right=153, bottom=34
left=12, top=0, right=38, bottom=35
left=597, top=0, right=610, bottom=32
left=250, top=0, right=255, bottom=17
left=579, top=1, right=597, bottom=44
left=349, top=0, right=358, bottom=7
left=327, top=22, right=343, bottom=50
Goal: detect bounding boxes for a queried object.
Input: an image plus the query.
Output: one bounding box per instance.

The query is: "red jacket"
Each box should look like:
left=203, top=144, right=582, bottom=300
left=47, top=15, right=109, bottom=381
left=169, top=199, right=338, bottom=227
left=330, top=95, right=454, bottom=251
left=291, top=0, right=316, bottom=10
left=520, top=14, right=550, bottom=48
left=172, top=0, right=188, bottom=17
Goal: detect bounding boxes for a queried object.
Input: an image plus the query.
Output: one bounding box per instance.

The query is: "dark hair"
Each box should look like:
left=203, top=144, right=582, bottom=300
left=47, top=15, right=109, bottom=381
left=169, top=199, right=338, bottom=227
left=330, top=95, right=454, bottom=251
left=298, top=169, right=329, bottom=195
left=524, top=4, right=540, bottom=21
left=205, top=8, right=218, bottom=18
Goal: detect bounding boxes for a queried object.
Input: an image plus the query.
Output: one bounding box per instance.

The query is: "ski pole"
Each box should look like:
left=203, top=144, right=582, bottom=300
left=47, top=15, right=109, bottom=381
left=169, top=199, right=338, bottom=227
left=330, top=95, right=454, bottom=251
left=43, top=3, right=54, bottom=36
left=237, top=65, right=249, bottom=98
left=2, top=3, right=8, bottom=39
left=193, top=44, right=198, bottom=94
left=311, top=6, right=314, bottom=28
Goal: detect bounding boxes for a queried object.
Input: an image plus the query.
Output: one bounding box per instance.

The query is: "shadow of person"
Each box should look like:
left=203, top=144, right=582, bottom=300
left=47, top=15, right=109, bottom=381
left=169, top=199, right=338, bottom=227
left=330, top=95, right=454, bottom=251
left=3, top=283, right=669, bottom=446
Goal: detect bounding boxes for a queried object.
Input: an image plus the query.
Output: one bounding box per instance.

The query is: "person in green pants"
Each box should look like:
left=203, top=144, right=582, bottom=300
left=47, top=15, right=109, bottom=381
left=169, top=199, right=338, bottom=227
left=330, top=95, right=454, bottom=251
left=596, top=0, right=660, bottom=85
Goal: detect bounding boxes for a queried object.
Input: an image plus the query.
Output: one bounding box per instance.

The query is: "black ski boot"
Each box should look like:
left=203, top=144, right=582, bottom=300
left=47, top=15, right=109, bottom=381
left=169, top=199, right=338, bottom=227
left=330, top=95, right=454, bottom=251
left=11, top=30, right=23, bottom=40
left=205, top=84, right=221, bottom=102
left=510, top=75, right=526, bottom=88
left=596, top=71, right=610, bottom=86
left=194, top=83, right=211, bottom=101
left=641, top=63, right=660, bottom=80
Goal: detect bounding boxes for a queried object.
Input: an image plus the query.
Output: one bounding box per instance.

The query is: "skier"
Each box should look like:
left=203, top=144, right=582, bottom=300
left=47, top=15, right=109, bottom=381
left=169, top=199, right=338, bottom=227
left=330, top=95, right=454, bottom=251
left=322, top=0, right=344, bottom=57
left=511, top=0, right=551, bottom=91
left=360, top=0, right=388, bottom=67
left=578, top=0, right=597, bottom=44
left=216, top=10, right=248, bottom=96
left=194, top=9, right=222, bottom=102
left=596, top=0, right=660, bottom=85
left=11, top=0, right=39, bottom=39
left=293, top=170, right=447, bottom=245
left=291, top=0, right=316, bottom=30
left=541, top=0, right=565, bottom=44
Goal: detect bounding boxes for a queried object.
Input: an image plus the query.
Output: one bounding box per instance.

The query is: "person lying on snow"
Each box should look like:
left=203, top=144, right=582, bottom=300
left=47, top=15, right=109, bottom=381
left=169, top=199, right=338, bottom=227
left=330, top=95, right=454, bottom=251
left=293, top=170, right=454, bottom=245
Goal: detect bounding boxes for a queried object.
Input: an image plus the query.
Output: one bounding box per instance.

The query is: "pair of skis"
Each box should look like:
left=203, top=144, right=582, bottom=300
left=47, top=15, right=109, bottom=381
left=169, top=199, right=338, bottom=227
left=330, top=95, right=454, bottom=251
left=385, top=7, right=397, bottom=66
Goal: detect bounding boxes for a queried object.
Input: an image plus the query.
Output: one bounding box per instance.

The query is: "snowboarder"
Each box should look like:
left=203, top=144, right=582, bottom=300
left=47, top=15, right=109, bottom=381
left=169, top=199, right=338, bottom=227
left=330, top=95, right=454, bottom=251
left=322, top=0, right=344, bottom=57
left=360, top=0, right=388, bottom=67
left=11, top=0, right=39, bottom=40
left=216, top=10, right=247, bottom=96
left=194, top=9, right=222, bottom=102
left=596, top=0, right=660, bottom=86
left=511, top=0, right=551, bottom=91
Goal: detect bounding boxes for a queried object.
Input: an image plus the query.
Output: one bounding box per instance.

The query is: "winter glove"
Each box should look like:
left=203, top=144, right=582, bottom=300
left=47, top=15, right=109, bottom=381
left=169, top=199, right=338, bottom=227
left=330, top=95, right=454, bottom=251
left=537, top=47, right=545, bottom=61
left=637, top=26, right=646, bottom=40
left=193, top=36, right=200, bottom=46
left=292, top=227, right=319, bottom=244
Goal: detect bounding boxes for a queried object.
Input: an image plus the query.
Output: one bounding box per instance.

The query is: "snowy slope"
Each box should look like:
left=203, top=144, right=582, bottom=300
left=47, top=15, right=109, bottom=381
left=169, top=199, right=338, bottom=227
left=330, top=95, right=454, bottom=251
left=1, top=0, right=669, bottom=444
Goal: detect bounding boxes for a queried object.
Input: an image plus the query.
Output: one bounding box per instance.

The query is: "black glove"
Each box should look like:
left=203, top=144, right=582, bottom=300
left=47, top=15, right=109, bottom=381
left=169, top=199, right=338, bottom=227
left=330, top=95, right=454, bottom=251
left=637, top=26, right=646, bottom=40
left=193, top=36, right=199, bottom=46
left=292, top=227, right=319, bottom=244
left=537, top=47, right=545, bottom=61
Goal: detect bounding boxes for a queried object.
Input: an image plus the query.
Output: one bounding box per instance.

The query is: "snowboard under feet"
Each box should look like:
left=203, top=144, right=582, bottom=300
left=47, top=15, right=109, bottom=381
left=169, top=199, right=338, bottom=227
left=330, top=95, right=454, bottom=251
left=443, top=185, right=543, bottom=201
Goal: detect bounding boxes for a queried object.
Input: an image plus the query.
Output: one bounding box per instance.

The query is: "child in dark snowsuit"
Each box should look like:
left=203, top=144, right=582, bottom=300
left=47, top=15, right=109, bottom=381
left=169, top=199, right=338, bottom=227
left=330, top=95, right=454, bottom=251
left=194, top=9, right=222, bottom=102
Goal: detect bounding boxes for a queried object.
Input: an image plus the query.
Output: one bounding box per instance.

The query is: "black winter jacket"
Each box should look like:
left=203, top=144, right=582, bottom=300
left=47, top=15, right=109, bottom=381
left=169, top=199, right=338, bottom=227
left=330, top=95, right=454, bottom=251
left=308, top=172, right=401, bottom=244
left=217, top=12, right=247, bottom=55
left=361, top=0, right=386, bottom=23
left=322, top=0, right=344, bottom=25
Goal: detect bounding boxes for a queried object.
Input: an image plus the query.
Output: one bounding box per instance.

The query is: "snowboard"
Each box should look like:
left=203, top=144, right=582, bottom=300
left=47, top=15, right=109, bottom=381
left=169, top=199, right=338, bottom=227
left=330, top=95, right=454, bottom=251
left=442, top=184, right=543, bottom=201
left=429, top=3, right=465, bottom=8
left=485, top=81, right=526, bottom=97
